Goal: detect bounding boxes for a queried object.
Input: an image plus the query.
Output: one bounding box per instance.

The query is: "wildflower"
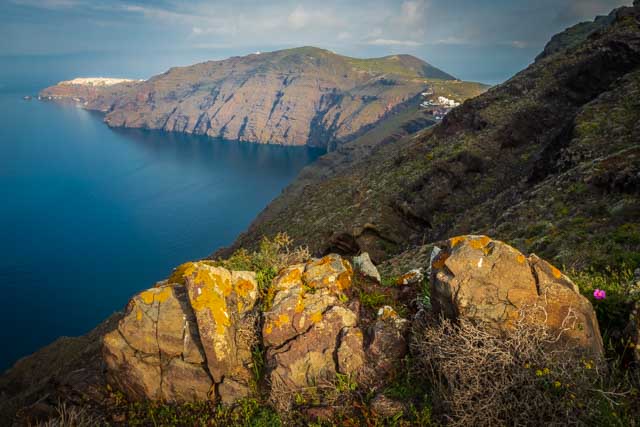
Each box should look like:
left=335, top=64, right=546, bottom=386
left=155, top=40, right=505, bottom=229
left=554, top=381, right=561, bottom=388
left=543, top=367, right=550, bottom=375
left=593, top=289, right=606, bottom=300
left=524, top=363, right=531, bottom=369
left=536, top=369, right=543, bottom=377
left=583, top=360, right=593, bottom=370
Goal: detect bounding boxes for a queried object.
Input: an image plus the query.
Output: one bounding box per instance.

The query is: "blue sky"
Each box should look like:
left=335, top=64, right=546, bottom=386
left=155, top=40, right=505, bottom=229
left=0, top=0, right=632, bottom=84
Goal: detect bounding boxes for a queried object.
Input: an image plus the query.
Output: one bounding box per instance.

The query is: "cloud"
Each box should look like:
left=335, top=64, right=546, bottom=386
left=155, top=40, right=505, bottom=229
left=9, top=0, right=78, bottom=9
left=287, top=6, right=309, bottom=30
left=366, top=38, right=423, bottom=46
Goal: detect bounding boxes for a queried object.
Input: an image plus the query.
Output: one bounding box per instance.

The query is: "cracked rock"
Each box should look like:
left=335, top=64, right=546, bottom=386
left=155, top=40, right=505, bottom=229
left=430, top=235, right=603, bottom=356
left=102, top=262, right=259, bottom=404
left=262, top=255, right=364, bottom=408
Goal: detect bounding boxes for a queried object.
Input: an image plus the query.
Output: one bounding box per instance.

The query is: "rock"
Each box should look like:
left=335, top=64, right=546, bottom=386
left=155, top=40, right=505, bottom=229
left=367, top=306, right=410, bottom=377
left=370, top=394, right=405, bottom=418
left=262, top=255, right=365, bottom=407
left=396, top=268, right=424, bottom=286
left=430, top=235, right=604, bottom=356
left=353, top=252, right=382, bottom=283
left=183, top=265, right=258, bottom=401
left=102, top=261, right=259, bottom=404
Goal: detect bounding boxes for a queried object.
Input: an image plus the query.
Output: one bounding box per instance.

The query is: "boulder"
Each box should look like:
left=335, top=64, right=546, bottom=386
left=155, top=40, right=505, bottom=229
left=353, top=252, right=382, bottom=283
left=430, top=235, right=604, bottom=356
left=367, top=306, right=410, bottom=377
left=262, top=255, right=365, bottom=406
left=102, top=261, right=259, bottom=403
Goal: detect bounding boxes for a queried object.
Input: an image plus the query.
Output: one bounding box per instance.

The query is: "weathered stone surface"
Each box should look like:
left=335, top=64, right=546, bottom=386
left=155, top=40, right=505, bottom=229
left=430, top=235, right=604, bottom=356
left=263, top=255, right=364, bottom=404
left=367, top=306, right=410, bottom=376
left=396, top=268, right=424, bottom=286
left=103, top=261, right=259, bottom=404
left=353, top=252, right=381, bottom=283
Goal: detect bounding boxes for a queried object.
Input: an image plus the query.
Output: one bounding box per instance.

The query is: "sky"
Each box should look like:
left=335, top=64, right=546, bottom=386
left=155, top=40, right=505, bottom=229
left=0, top=0, right=633, bottom=84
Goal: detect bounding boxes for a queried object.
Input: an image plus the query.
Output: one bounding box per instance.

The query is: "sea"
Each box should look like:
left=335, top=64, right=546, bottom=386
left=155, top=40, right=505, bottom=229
left=0, top=53, right=322, bottom=371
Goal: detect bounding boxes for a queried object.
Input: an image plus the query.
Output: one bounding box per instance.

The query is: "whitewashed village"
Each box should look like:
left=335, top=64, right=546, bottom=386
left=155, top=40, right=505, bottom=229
left=419, top=87, right=460, bottom=120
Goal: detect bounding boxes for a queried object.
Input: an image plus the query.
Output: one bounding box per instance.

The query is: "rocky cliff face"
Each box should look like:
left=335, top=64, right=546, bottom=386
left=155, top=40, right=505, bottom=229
left=225, top=4, right=640, bottom=270
left=40, top=47, right=486, bottom=148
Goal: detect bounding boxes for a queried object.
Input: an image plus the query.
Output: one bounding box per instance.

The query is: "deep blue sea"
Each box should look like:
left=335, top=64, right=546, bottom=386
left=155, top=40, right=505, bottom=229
left=0, top=54, right=322, bottom=371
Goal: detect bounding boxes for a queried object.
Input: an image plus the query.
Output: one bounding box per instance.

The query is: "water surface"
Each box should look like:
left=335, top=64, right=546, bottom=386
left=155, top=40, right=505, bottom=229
left=0, top=71, right=321, bottom=371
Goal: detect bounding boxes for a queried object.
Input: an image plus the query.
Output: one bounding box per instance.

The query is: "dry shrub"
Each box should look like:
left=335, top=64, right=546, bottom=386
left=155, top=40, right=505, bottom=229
left=412, top=310, right=635, bottom=426
left=35, top=402, right=102, bottom=427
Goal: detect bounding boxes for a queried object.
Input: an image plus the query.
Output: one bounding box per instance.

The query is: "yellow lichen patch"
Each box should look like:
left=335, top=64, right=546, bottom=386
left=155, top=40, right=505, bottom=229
left=336, top=264, right=353, bottom=291
left=551, top=265, right=563, bottom=279
left=139, top=286, right=173, bottom=305
left=378, top=306, right=398, bottom=320
left=310, top=311, right=323, bottom=323
left=189, top=266, right=234, bottom=334
left=295, top=298, right=305, bottom=313
left=273, top=314, right=290, bottom=329
left=449, top=236, right=467, bottom=248
left=278, top=267, right=303, bottom=288
left=265, top=324, right=273, bottom=335
left=469, top=236, right=491, bottom=250
left=517, top=254, right=526, bottom=264
left=167, top=262, right=197, bottom=285
left=237, top=301, right=244, bottom=312
left=235, top=278, right=255, bottom=298
left=136, top=308, right=143, bottom=321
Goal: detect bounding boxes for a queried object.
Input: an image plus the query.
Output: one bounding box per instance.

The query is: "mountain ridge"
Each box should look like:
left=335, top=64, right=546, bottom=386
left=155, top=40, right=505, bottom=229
left=40, top=47, right=482, bottom=148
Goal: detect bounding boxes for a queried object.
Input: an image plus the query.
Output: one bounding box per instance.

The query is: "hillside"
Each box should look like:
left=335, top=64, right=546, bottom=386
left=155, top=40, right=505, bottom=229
left=40, top=47, right=485, bottom=148
left=224, top=4, right=640, bottom=271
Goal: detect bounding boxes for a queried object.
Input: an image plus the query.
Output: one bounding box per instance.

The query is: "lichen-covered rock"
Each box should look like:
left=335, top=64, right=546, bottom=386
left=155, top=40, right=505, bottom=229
left=103, top=284, right=211, bottom=402
left=396, top=268, right=424, bottom=286
left=182, top=264, right=258, bottom=401
left=353, top=252, right=381, bottom=283
left=367, top=306, right=410, bottom=376
left=102, top=261, right=259, bottom=404
left=262, top=255, right=364, bottom=406
left=430, top=235, right=604, bottom=356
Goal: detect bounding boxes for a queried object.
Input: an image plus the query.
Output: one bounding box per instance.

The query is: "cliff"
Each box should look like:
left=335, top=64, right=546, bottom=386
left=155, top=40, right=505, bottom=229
left=224, top=4, right=640, bottom=271
left=40, top=47, right=486, bottom=148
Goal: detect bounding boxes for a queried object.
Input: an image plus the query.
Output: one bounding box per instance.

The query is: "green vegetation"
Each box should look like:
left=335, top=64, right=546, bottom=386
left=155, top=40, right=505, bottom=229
left=112, top=398, right=281, bottom=427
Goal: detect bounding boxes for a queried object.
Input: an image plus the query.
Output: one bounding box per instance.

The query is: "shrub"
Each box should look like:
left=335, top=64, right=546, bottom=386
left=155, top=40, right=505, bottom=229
left=411, top=311, right=638, bottom=426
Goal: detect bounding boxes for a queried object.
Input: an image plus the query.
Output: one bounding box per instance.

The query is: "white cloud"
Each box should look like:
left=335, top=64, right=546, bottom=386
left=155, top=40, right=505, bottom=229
left=366, top=38, right=423, bottom=46
left=287, top=6, right=309, bottom=30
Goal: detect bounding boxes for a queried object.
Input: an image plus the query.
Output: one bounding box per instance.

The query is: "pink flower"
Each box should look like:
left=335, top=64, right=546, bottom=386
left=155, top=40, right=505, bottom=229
left=593, top=289, right=606, bottom=300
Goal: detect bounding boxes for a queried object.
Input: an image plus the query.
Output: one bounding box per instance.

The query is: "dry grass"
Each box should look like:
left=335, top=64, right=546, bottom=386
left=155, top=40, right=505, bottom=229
left=34, top=402, right=102, bottom=427
left=411, top=309, right=637, bottom=426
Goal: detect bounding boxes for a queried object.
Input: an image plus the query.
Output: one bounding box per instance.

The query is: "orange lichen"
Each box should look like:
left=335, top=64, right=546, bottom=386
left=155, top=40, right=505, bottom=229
left=551, top=266, right=562, bottom=279
left=432, top=251, right=450, bottom=269
left=517, top=254, right=526, bottom=264
left=450, top=236, right=466, bottom=248
left=310, top=311, right=323, bottom=323
left=279, top=267, right=302, bottom=287
left=273, top=314, right=290, bottom=329
left=235, top=278, right=255, bottom=297
left=469, top=236, right=491, bottom=250
left=265, top=324, right=273, bottom=335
